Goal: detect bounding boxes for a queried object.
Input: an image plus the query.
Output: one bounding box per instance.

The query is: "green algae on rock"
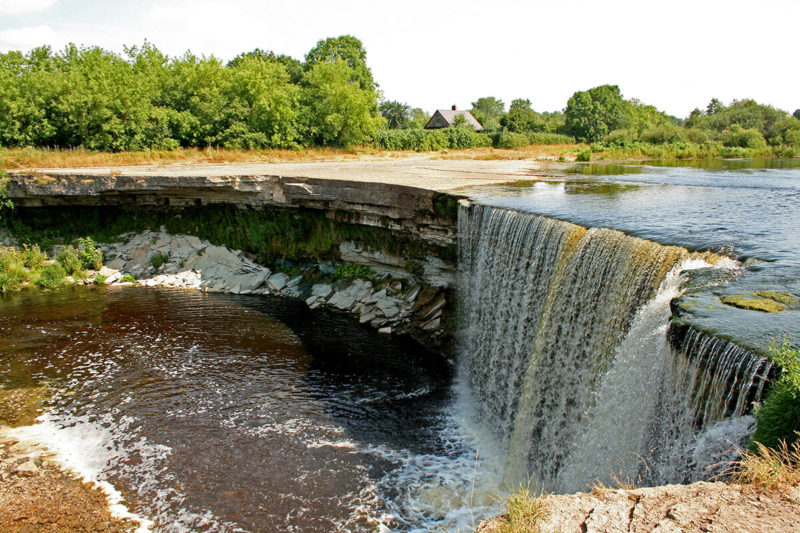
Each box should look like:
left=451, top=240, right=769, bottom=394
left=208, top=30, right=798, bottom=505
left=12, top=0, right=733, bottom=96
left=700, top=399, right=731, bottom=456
left=720, top=294, right=788, bottom=313
left=753, top=291, right=799, bottom=309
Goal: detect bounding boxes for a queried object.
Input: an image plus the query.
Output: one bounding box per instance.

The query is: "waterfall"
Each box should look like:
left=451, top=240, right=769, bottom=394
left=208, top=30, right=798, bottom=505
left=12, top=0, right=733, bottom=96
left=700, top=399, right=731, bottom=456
left=458, top=203, right=774, bottom=493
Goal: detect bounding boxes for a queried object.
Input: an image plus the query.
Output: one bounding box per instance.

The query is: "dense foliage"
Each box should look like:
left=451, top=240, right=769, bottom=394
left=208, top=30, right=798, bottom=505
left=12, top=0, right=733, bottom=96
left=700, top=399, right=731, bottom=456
left=752, top=337, right=800, bottom=449
left=0, top=37, right=383, bottom=150
left=0, top=35, right=797, bottom=155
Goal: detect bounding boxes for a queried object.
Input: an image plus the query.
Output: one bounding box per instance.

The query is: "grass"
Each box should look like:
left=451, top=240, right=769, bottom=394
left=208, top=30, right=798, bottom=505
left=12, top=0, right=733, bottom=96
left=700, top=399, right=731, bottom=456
left=491, top=487, right=548, bottom=533
left=2, top=144, right=795, bottom=173
left=35, top=262, right=67, bottom=289
left=0, top=146, right=380, bottom=170
left=0, top=237, right=103, bottom=293
left=752, top=336, right=800, bottom=449
left=733, top=435, right=800, bottom=491
left=149, top=252, right=170, bottom=270
left=332, top=263, right=374, bottom=280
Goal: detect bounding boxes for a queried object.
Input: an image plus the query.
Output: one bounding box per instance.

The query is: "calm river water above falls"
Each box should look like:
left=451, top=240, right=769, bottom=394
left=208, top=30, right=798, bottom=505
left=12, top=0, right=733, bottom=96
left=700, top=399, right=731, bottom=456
left=0, top=287, right=502, bottom=532
left=469, top=158, right=800, bottom=351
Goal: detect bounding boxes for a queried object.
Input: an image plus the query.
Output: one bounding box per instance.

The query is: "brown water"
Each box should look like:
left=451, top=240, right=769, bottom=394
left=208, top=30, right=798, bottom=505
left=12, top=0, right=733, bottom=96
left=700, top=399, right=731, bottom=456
left=0, top=286, right=498, bottom=532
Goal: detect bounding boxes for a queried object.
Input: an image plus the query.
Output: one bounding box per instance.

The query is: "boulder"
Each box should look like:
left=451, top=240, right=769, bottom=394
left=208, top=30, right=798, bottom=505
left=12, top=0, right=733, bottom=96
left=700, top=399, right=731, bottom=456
left=267, top=273, right=290, bottom=291
left=311, top=284, right=333, bottom=299
left=328, top=291, right=357, bottom=310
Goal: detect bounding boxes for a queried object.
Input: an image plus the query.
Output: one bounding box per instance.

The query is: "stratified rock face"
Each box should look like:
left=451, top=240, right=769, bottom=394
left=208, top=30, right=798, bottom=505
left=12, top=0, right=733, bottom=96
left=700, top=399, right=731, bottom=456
left=5, top=174, right=459, bottom=248
left=478, top=482, right=800, bottom=533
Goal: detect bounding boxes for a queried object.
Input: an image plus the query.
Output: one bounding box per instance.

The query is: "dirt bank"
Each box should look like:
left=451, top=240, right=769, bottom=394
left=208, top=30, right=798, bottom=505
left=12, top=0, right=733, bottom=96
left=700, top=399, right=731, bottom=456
left=0, top=433, right=138, bottom=532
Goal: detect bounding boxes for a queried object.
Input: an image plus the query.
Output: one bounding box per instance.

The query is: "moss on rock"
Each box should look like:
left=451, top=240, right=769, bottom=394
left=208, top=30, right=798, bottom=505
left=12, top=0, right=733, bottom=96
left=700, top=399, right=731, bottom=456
left=753, top=291, right=799, bottom=309
left=720, top=294, right=788, bottom=313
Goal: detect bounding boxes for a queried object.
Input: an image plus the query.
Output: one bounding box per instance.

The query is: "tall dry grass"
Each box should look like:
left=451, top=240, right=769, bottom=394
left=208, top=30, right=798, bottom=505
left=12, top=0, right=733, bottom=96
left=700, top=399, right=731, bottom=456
left=492, top=486, right=548, bottom=533
left=0, top=146, right=378, bottom=170
left=733, top=435, right=800, bottom=491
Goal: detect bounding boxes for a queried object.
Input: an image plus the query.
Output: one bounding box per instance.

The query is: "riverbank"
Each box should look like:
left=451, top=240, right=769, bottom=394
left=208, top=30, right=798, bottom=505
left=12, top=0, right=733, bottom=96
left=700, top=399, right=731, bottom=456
left=2, top=145, right=797, bottom=173
left=478, top=480, right=800, bottom=532
left=0, top=432, right=139, bottom=532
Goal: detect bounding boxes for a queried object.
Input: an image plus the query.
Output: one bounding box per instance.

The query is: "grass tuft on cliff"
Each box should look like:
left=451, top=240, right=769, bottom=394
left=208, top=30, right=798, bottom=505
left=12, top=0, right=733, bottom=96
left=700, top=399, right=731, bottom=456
left=491, top=487, right=548, bottom=533
left=734, top=434, right=800, bottom=491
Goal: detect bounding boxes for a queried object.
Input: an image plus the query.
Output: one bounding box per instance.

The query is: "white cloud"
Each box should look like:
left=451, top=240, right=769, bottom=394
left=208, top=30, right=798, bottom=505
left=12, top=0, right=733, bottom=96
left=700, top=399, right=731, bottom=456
left=0, top=0, right=56, bottom=15
left=0, top=25, right=58, bottom=49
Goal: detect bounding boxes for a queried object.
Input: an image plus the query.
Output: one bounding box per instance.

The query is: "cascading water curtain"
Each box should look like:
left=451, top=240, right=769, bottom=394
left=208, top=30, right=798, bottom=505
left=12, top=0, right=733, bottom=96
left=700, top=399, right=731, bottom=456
left=458, top=202, right=774, bottom=493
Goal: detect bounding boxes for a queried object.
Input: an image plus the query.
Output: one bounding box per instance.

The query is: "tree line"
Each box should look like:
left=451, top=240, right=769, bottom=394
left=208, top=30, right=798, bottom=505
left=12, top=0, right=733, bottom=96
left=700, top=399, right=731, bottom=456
left=0, top=35, right=799, bottom=154
left=0, top=36, right=383, bottom=151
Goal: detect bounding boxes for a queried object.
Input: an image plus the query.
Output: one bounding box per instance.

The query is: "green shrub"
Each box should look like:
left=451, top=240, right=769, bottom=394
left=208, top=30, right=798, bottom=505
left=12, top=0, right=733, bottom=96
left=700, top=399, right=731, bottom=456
left=526, top=132, right=574, bottom=145
left=93, top=274, right=107, bottom=285
left=56, top=245, right=83, bottom=276
left=752, top=337, right=800, bottom=449
left=683, top=127, right=711, bottom=144
left=576, top=149, right=591, bottom=162
left=373, top=127, right=491, bottom=151
left=723, top=125, right=768, bottom=149
left=0, top=264, right=28, bottom=293
left=21, top=244, right=47, bottom=270
left=497, top=132, right=530, bottom=149
left=604, top=128, right=638, bottom=147
left=333, top=263, right=374, bottom=280
left=0, top=248, right=24, bottom=273
left=0, top=172, right=14, bottom=225
left=640, top=124, right=684, bottom=145
left=150, top=252, right=169, bottom=269
left=77, top=237, right=103, bottom=270
left=782, top=128, right=800, bottom=148
left=35, top=262, right=67, bottom=289
left=120, top=274, right=137, bottom=283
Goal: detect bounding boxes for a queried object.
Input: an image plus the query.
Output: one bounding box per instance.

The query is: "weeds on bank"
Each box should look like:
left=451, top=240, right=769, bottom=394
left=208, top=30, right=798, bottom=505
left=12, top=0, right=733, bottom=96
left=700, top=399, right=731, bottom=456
left=751, top=336, right=800, bottom=449
left=493, top=487, right=548, bottom=533
left=590, top=471, right=640, bottom=495
left=149, top=252, right=170, bottom=270
left=0, top=237, right=104, bottom=293
left=732, top=435, right=800, bottom=491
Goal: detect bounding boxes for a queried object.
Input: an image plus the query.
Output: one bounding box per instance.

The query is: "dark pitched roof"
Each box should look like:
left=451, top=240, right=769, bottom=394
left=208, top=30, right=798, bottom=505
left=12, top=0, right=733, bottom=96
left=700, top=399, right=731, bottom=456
left=424, top=109, right=483, bottom=131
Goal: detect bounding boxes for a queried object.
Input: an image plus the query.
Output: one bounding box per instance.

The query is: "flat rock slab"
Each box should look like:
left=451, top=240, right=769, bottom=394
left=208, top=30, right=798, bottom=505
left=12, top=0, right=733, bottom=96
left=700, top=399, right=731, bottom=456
left=479, top=481, right=800, bottom=533
left=12, top=156, right=540, bottom=192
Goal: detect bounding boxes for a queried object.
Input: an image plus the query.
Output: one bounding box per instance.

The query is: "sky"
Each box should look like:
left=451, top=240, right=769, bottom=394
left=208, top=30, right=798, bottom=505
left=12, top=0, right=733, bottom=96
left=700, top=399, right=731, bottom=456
left=1, top=0, right=798, bottom=118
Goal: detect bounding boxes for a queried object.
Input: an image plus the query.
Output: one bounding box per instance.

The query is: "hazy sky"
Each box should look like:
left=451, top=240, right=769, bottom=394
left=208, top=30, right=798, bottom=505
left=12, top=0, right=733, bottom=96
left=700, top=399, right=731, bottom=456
left=1, top=0, right=798, bottom=118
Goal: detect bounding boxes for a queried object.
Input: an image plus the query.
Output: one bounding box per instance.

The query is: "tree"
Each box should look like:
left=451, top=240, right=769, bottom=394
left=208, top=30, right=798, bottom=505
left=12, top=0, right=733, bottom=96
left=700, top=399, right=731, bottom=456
left=470, top=96, right=504, bottom=131
left=565, top=92, right=607, bottom=142
left=219, top=56, right=300, bottom=148
left=692, top=99, right=788, bottom=140
left=227, top=48, right=303, bottom=84
left=565, top=85, right=630, bottom=142
left=379, top=100, right=411, bottom=129
left=793, top=109, right=800, bottom=121
left=706, top=98, right=724, bottom=115
left=505, top=98, right=540, bottom=132
left=304, top=35, right=375, bottom=90
left=300, top=59, right=384, bottom=146
left=409, top=108, right=429, bottom=129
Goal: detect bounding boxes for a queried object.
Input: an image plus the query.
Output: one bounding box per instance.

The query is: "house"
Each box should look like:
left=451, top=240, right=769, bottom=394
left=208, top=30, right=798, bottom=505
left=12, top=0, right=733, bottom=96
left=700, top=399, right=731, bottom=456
left=424, top=105, right=483, bottom=131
